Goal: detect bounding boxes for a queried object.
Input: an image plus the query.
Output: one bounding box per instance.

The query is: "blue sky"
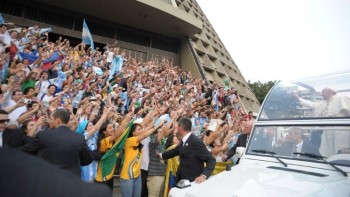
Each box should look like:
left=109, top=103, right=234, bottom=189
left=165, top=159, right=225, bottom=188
left=197, top=0, right=350, bottom=82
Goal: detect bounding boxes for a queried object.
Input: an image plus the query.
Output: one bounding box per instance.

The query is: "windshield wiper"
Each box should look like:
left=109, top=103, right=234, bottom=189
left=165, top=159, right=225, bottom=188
left=293, top=152, right=348, bottom=177
left=252, top=149, right=288, bottom=167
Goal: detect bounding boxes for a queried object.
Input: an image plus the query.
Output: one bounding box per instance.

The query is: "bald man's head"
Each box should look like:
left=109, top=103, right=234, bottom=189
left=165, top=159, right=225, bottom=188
left=321, top=88, right=336, bottom=100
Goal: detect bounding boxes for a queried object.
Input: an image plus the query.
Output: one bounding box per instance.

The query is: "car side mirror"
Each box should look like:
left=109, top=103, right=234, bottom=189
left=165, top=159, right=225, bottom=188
left=235, top=147, right=246, bottom=158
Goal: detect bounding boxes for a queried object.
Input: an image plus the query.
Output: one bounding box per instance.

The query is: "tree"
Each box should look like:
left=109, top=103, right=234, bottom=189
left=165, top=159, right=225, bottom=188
left=248, top=80, right=276, bottom=104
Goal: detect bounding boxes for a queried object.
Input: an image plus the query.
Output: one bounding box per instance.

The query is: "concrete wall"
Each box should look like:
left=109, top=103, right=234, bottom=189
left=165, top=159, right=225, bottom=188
left=180, top=38, right=202, bottom=79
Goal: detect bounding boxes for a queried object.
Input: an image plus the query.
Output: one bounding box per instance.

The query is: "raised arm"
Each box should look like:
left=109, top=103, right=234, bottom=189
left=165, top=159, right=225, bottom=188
left=143, top=112, right=161, bottom=131
left=27, top=116, right=47, bottom=137
left=4, top=99, right=27, bottom=114
left=211, top=137, right=232, bottom=155
left=158, top=117, right=175, bottom=142
left=204, top=124, right=229, bottom=145
left=136, top=120, right=164, bottom=142
left=17, top=102, right=40, bottom=124
left=85, top=107, right=112, bottom=139
left=140, top=110, right=155, bottom=128
left=108, top=111, right=133, bottom=142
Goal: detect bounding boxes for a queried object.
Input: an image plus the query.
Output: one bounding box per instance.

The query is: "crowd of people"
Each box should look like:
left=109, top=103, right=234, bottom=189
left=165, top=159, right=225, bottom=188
left=0, top=20, right=255, bottom=197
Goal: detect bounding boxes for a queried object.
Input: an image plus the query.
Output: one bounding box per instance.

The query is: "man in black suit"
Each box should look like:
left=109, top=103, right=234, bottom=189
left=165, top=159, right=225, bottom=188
left=0, top=147, right=111, bottom=197
left=22, top=109, right=93, bottom=176
left=158, top=118, right=215, bottom=184
left=0, top=110, right=31, bottom=148
left=279, top=127, right=320, bottom=158
left=222, top=117, right=254, bottom=164
left=252, top=127, right=279, bottom=152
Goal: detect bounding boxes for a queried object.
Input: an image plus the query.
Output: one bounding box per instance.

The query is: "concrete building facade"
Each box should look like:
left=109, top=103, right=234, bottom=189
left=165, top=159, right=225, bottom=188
left=0, top=0, right=260, bottom=112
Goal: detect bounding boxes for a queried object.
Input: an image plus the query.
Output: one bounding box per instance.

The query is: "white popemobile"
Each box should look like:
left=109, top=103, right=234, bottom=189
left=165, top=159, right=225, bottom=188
left=170, top=72, right=350, bottom=197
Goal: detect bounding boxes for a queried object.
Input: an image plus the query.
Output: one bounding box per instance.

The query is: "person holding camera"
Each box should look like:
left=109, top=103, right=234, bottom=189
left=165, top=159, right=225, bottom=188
left=35, top=71, right=51, bottom=99
left=0, top=109, right=31, bottom=148
left=3, top=90, right=28, bottom=124
left=22, top=109, right=93, bottom=177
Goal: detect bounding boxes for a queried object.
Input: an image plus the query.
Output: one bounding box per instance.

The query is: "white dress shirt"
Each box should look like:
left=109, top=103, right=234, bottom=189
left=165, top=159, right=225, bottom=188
left=0, top=131, right=3, bottom=147
left=182, top=132, right=192, bottom=146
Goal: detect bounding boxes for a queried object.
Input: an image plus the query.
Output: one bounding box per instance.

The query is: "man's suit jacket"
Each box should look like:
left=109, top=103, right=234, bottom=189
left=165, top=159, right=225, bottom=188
left=300, top=141, right=321, bottom=155
left=2, top=128, right=31, bottom=148
left=274, top=140, right=320, bottom=158
left=0, top=147, right=111, bottom=197
left=162, top=134, right=216, bottom=183
left=22, top=125, right=93, bottom=176
left=226, top=134, right=248, bottom=163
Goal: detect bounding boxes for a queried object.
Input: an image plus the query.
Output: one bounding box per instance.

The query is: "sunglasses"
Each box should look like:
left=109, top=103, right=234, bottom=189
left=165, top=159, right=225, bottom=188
left=0, top=119, right=10, bottom=124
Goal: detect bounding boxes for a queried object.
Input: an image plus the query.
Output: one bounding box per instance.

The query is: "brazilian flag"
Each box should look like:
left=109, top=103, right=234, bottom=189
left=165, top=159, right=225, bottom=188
left=100, top=120, right=134, bottom=181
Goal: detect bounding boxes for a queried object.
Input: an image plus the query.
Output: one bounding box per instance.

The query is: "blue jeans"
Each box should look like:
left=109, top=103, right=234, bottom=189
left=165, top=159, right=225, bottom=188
left=120, top=176, right=141, bottom=197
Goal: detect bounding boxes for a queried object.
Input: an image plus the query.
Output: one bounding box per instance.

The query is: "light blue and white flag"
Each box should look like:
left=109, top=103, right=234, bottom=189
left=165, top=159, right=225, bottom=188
left=108, top=55, right=123, bottom=80
left=0, top=13, right=4, bottom=25
left=39, top=27, right=52, bottom=35
left=92, top=66, right=104, bottom=76
left=82, top=20, right=95, bottom=51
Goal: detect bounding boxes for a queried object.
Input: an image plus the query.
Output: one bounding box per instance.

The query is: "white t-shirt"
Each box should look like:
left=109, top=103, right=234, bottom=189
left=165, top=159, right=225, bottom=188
left=36, top=80, right=52, bottom=99
left=0, top=131, right=3, bottom=147
left=140, top=137, right=150, bottom=171
left=8, top=100, right=28, bottom=122
left=41, top=94, right=54, bottom=109
left=106, top=51, right=114, bottom=63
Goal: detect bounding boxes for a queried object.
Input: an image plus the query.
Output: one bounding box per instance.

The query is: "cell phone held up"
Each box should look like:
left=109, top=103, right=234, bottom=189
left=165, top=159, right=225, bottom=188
left=89, top=96, right=96, bottom=101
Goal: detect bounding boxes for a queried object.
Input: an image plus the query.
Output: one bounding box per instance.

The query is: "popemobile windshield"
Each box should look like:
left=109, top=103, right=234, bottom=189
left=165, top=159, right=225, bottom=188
left=169, top=72, right=350, bottom=197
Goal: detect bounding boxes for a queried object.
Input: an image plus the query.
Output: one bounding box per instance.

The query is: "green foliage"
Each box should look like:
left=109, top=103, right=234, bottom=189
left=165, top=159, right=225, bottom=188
left=248, top=80, right=276, bottom=104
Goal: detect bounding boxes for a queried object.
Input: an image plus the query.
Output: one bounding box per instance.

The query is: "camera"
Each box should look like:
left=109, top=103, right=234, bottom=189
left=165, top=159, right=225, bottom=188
left=23, top=99, right=31, bottom=104
left=89, top=96, right=96, bottom=101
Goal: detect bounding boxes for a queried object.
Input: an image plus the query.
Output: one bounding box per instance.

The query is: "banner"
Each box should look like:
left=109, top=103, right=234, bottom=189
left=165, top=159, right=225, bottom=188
left=82, top=20, right=95, bottom=51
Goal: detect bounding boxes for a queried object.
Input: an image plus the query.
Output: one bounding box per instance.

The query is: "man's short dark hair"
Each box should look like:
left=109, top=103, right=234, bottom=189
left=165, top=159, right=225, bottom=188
left=40, top=71, right=49, bottom=77
left=48, top=84, right=57, bottom=90
left=134, top=107, right=142, bottom=115
left=178, top=118, right=192, bottom=132
left=23, top=87, right=35, bottom=95
left=52, top=109, right=70, bottom=124
left=76, top=67, right=85, bottom=73
left=12, top=90, right=22, bottom=96
left=0, top=109, right=9, bottom=115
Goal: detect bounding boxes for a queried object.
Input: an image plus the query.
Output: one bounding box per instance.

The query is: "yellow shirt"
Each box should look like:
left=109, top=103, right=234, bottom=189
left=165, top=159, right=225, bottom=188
left=120, top=137, right=142, bottom=180
left=95, top=136, right=114, bottom=182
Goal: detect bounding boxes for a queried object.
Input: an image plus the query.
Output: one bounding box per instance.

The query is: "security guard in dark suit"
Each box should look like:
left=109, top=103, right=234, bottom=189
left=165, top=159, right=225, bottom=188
left=160, top=118, right=216, bottom=184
